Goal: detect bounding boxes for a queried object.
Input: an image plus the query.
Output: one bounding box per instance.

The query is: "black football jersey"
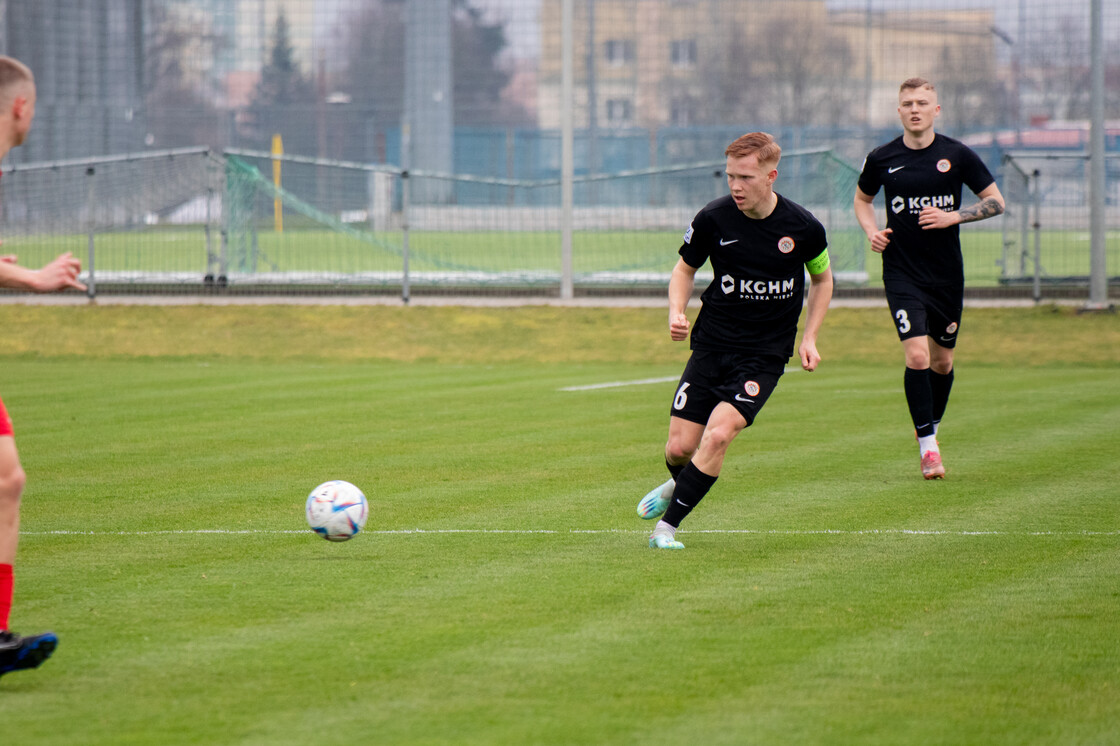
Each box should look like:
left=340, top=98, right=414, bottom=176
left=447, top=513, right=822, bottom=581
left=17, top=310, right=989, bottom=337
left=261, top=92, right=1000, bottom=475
left=679, top=193, right=828, bottom=359
left=858, top=134, right=995, bottom=287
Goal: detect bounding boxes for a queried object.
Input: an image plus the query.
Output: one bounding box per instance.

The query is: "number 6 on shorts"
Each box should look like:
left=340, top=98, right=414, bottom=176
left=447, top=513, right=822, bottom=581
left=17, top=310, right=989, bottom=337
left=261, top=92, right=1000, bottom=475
left=673, top=382, right=690, bottom=411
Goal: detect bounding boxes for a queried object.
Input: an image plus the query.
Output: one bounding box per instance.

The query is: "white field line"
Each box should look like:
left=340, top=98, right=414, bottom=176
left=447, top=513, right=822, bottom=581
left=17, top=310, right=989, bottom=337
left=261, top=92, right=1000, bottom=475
left=558, top=376, right=678, bottom=391
left=559, top=367, right=800, bottom=392
left=21, top=528, right=1120, bottom=537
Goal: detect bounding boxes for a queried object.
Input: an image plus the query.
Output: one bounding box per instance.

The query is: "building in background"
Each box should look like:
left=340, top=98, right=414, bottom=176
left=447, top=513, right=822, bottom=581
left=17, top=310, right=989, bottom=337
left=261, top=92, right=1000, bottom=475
left=0, top=0, right=1110, bottom=167
left=0, top=0, right=146, bottom=161
left=538, top=0, right=997, bottom=133
left=829, top=8, right=1000, bottom=132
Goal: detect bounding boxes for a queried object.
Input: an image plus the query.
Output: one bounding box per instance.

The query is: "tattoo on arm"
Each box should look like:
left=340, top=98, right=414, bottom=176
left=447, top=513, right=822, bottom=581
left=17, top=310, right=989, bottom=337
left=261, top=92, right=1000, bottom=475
left=956, top=197, right=1004, bottom=223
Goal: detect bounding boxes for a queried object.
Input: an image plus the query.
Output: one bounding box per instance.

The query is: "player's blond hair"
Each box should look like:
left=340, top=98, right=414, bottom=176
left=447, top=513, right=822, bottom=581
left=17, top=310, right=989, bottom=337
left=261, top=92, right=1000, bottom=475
left=900, top=77, right=935, bottom=94
left=724, top=132, right=781, bottom=170
left=0, top=56, right=34, bottom=109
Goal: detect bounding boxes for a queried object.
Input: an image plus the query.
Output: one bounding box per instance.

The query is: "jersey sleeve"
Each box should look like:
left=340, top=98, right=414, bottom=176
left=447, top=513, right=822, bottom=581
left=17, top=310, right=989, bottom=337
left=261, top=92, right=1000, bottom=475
left=857, top=151, right=882, bottom=197
left=960, top=147, right=996, bottom=195
left=801, top=220, right=830, bottom=275
left=678, top=208, right=714, bottom=269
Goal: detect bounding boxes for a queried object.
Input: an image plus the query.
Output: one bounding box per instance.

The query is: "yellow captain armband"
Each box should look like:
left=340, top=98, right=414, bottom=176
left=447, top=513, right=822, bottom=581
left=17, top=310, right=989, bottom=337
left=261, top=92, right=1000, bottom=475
left=805, top=249, right=830, bottom=276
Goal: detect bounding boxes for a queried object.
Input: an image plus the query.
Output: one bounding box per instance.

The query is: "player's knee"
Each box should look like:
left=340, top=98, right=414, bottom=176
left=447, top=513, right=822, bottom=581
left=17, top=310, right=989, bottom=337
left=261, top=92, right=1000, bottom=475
left=904, top=348, right=931, bottom=369
left=0, top=464, right=26, bottom=505
left=930, top=351, right=954, bottom=375
left=699, top=424, right=737, bottom=456
left=665, top=437, right=696, bottom=464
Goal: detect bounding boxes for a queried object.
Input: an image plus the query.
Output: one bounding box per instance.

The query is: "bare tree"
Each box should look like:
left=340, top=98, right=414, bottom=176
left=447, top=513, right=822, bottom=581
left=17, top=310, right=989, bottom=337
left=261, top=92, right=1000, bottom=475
left=689, top=29, right=768, bottom=126
left=142, top=2, right=228, bottom=149
left=936, top=41, right=1003, bottom=134
left=753, top=16, right=855, bottom=127
left=337, top=0, right=528, bottom=128
left=1024, top=13, right=1090, bottom=122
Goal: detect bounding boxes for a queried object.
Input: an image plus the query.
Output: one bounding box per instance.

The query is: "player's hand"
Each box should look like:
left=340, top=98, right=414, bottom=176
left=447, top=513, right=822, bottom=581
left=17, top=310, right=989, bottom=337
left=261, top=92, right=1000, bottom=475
left=33, top=252, right=86, bottom=293
left=798, top=339, right=821, bottom=372
left=918, top=206, right=960, bottom=230
left=1, top=254, right=16, bottom=264
left=868, top=228, right=892, bottom=254
left=669, top=312, right=690, bottom=341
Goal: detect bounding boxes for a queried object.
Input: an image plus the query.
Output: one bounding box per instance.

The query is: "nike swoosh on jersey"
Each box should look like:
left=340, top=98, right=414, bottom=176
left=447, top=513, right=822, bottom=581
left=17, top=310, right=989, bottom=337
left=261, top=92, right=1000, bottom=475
left=888, top=166, right=905, bottom=173
left=719, top=238, right=739, bottom=246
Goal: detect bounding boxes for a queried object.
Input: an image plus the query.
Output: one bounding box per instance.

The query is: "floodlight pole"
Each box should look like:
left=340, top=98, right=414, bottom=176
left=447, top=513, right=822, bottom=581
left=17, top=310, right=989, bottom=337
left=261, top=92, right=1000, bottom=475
left=401, top=124, right=411, bottom=306
left=85, top=166, right=96, bottom=300
left=560, top=0, right=575, bottom=299
left=1086, top=0, right=1110, bottom=311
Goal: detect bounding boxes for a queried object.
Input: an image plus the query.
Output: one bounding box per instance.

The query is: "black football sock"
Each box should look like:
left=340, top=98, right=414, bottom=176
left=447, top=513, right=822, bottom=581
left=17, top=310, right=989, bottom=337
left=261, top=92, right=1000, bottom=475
left=930, top=368, right=954, bottom=432
left=661, top=462, right=718, bottom=528
left=666, top=459, right=685, bottom=480
left=904, top=367, right=936, bottom=438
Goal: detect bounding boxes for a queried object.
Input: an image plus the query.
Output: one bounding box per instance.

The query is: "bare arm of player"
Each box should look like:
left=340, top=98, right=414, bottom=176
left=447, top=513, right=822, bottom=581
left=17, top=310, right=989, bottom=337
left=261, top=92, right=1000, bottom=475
left=798, top=266, right=833, bottom=372
left=919, top=182, right=1005, bottom=230
left=0, top=251, right=86, bottom=292
left=667, top=258, right=697, bottom=341
left=854, top=188, right=893, bottom=253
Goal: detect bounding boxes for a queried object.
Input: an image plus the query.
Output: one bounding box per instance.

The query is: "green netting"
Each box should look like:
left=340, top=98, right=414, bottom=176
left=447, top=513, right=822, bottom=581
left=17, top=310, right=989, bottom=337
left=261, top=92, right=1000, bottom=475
left=220, top=149, right=866, bottom=288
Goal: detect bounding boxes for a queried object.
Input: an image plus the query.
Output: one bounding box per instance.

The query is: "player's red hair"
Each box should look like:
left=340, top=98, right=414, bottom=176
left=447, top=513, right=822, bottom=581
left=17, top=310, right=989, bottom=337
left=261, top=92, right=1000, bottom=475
left=724, top=132, right=781, bottom=170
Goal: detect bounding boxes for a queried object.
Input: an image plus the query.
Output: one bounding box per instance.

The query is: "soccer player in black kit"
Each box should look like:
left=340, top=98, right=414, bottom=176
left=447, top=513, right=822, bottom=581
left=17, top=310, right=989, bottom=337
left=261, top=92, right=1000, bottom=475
left=854, top=78, right=1004, bottom=480
left=636, top=132, right=833, bottom=550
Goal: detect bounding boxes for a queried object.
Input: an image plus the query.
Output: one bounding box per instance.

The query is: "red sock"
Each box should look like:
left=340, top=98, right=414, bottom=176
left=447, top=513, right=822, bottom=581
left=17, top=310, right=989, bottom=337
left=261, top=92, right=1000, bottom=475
left=0, top=563, right=13, bottom=631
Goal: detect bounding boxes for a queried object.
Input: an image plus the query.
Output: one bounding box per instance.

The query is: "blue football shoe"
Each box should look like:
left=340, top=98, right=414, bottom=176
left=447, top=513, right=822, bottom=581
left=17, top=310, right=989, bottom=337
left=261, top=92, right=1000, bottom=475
left=0, top=630, right=58, bottom=678
left=636, top=478, right=675, bottom=520
left=648, top=529, right=685, bottom=550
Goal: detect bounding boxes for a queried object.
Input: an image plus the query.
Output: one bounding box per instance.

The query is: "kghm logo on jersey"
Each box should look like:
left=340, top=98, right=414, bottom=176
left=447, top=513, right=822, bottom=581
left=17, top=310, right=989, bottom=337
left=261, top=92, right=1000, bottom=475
left=937, top=159, right=952, bottom=173
left=720, top=273, right=797, bottom=300
left=906, top=195, right=956, bottom=212
left=777, top=236, right=795, bottom=254
left=891, top=196, right=906, bottom=214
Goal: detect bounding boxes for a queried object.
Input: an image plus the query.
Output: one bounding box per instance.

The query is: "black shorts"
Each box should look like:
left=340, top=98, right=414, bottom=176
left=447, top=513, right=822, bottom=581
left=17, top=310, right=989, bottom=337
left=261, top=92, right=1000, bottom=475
left=670, top=350, right=785, bottom=427
left=884, top=280, right=964, bottom=348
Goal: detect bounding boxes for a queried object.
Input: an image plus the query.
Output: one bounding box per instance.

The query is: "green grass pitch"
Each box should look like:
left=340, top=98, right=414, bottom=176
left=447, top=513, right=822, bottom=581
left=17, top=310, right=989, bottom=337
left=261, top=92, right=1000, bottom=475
left=0, top=304, right=1118, bottom=744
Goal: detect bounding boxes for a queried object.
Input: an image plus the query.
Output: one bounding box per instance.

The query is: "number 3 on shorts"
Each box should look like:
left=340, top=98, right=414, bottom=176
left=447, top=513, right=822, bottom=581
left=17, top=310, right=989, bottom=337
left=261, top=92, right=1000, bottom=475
left=673, top=382, right=690, bottom=411
left=895, top=309, right=911, bottom=334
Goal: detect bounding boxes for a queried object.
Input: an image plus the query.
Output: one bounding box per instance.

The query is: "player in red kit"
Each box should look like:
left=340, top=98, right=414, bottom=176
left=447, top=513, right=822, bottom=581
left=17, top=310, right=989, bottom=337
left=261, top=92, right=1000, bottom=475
left=0, top=55, right=86, bottom=680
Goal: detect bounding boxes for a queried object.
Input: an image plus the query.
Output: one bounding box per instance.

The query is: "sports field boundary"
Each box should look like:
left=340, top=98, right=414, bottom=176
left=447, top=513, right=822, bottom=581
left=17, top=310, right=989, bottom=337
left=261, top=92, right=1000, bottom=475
left=21, top=528, right=1120, bottom=537
left=0, top=292, right=1098, bottom=308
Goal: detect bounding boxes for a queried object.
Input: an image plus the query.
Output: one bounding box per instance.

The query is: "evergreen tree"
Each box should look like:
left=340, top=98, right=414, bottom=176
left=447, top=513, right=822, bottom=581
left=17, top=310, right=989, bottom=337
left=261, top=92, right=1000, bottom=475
left=252, top=9, right=314, bottom=108
left=245, top=9, right=317, bottom=152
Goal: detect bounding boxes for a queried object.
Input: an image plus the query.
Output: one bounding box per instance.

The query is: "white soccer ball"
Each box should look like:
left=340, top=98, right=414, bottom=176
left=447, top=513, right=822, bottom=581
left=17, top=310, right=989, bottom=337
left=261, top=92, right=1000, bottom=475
left=305, top=480, right=368, bottom=542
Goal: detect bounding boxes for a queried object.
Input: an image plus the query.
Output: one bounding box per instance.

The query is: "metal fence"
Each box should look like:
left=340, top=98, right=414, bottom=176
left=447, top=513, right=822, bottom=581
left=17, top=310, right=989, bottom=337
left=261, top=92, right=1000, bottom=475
left=3, top=145, right=1115, bottom=302
left=1000, top=152, right=1120, bottom=301
left=0, top=0, right=1117, bottom=302
left=0, top=147, right=868, bottom=299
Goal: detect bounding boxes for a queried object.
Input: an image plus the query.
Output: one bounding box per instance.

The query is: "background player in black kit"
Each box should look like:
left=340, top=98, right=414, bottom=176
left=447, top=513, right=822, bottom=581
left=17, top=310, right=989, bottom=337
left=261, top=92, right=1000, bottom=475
left=854, top=78, right=1004, bottom=480
left=637, top=132, right=833, bottom=550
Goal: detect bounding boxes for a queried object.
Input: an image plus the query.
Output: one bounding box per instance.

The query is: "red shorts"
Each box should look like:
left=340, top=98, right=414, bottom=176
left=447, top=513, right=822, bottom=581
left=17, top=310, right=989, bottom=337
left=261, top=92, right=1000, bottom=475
left=0, top=396, right=13, bottom=437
